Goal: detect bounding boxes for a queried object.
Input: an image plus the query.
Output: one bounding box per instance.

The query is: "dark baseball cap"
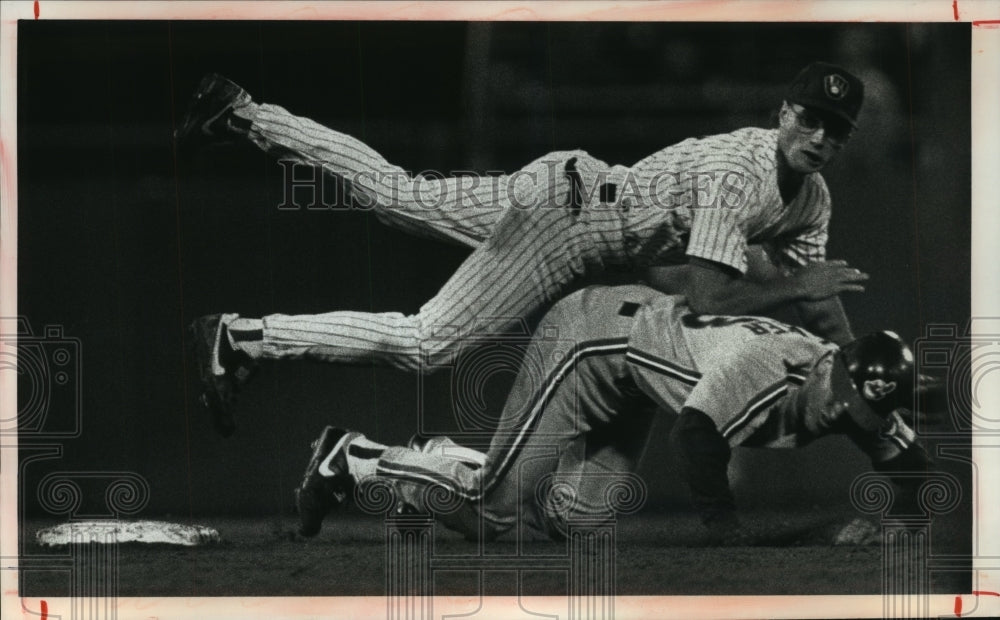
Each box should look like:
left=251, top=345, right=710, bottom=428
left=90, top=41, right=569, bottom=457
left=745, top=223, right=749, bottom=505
left=786, top=62, right=865, bottom=127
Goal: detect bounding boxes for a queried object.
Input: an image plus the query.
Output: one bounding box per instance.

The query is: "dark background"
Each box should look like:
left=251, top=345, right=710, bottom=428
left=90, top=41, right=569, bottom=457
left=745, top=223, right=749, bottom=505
left=15, top=20, right=970, bottom=542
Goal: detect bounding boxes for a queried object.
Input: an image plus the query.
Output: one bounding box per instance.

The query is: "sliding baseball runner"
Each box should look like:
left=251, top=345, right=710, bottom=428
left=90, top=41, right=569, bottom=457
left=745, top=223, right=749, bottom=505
left=292, top=285, right=931, bottom=541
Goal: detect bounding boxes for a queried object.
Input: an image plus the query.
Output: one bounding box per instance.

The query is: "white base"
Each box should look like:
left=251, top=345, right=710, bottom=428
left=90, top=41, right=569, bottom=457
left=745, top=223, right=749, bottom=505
left=36, top=520, right=221, bottom=547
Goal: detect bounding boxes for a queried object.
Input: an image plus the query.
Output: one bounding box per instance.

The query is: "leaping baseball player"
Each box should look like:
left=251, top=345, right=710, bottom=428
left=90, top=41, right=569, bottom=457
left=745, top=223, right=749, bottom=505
left=292, top=285, right=933, bottom=541
left=177, top=62, right=871, bottom=435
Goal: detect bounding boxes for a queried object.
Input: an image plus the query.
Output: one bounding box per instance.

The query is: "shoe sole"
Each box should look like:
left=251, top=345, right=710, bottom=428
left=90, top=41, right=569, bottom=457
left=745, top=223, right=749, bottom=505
left=187, top=314, right=237, bottom=437
left=296, top=426, right=354, bottom=537
left=175, top=74, right=249, bottom=145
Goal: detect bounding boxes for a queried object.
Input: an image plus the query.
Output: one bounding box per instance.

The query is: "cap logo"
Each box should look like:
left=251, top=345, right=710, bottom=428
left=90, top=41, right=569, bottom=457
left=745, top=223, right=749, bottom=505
left=824, top=74, right=849, bottom=100
left=862, top=378, right=896, bottom=402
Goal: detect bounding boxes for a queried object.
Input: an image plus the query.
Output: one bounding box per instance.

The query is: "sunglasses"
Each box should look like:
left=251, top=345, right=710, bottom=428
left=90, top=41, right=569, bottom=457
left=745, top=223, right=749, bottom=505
left=788, top=105, right=853, bottom=148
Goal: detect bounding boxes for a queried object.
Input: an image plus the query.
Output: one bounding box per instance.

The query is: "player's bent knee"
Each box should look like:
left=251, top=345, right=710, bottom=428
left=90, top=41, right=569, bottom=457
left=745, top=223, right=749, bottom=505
left=365, top=312, right=451, bottom=374
left=403, top=315, right=478, bottom=375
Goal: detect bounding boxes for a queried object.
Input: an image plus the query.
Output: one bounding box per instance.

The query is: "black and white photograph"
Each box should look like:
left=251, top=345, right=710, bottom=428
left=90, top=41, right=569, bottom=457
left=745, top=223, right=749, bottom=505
left=2, top=2, right=998, bottom=619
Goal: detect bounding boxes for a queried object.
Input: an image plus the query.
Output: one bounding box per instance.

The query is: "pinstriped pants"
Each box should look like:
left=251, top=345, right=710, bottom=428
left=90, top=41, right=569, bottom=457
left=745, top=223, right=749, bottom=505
left=371, top=286, right=659, bottom=540
left=238, top=102, right=635, bottom=372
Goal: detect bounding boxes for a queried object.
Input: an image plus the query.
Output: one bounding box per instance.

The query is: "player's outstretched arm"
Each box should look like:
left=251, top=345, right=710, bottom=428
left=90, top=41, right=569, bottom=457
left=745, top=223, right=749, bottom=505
left=846, top=410, right=937, bottom=515
left=794, top=296, right=855, bottom=346
left=669, top=407, right=740, bottom=534
left=680, top=257, right=868, bottom=318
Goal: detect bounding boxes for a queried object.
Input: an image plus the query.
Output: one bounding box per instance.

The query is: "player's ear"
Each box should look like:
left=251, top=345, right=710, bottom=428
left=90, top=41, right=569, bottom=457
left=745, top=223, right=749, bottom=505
left=778, top=101, right=794, bottom=127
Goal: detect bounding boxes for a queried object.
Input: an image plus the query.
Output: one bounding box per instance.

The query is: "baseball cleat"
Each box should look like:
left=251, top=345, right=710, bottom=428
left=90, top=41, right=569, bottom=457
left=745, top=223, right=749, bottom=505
left=188, top=313, right=257, bottom=437
left=174, top=73, right=251, bottom=149
left=295, top=426, right=360, bottom=537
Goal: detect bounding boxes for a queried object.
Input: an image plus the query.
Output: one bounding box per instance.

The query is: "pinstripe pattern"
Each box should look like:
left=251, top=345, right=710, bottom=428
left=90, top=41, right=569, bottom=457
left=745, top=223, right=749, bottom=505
left=246, top=103, right=505, bottom=247
left=262, top=204, right=625, bottom=371
left=623, top=127, right=830, bottom=273
left=240, top=102, right=829, bottom=369
left=246, top=103, right=624, bottom=249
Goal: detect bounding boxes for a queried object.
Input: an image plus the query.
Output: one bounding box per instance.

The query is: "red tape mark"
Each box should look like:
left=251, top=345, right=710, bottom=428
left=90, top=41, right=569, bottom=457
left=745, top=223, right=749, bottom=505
left=33, top=0, right=39, bottom=19
left=955, top=592, right=1000, bottom=616
left=953, top=0, right=959, bottom=20
left=40, top=600, right=48, bottom=620
left=972, top=20, right=1000, bottom=27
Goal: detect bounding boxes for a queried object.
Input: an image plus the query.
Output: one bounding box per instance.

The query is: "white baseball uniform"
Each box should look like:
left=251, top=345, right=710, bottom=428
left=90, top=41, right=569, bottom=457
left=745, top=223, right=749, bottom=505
left=363, top=285, right=917, bottom=541
left=234, top=101, right=831, bottom=372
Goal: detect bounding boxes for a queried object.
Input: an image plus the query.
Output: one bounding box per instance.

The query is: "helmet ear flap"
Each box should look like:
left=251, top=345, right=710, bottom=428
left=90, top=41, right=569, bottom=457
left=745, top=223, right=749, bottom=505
left=841, top=331, right=915, bottom=416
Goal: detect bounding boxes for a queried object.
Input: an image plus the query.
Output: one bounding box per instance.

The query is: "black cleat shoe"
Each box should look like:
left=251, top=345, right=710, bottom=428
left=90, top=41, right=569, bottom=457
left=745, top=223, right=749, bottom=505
left=174, top=73, right=252, bottom=150
left=188, top=313, right=257, bottom=437
left=295, top=426, right=359, bottom=537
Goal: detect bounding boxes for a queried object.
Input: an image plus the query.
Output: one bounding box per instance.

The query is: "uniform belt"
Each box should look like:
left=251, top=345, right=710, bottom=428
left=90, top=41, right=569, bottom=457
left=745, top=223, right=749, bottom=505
left=565, top=157, right=622, bottom=213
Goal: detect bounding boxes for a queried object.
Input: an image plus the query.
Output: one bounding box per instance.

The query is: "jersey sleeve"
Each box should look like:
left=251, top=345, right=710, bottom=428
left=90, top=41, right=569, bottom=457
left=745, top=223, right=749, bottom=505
left=769, top=176, right=831, bottom=267
left=685, top=203, right=751, bottom=274
left=673, top=130, right=767, bottom=275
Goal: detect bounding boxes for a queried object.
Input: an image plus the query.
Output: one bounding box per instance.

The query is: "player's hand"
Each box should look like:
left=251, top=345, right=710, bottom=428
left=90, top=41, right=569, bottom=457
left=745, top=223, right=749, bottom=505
left=793, top=260, right=869, bottom=301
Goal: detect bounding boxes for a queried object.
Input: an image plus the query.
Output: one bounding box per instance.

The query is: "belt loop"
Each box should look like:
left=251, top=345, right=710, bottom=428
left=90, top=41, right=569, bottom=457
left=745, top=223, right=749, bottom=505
left=599, top=182, right=617, bottom=204
left=565, top=157, right=583, bottom=215
left=618, top=302, right=641, bottom=317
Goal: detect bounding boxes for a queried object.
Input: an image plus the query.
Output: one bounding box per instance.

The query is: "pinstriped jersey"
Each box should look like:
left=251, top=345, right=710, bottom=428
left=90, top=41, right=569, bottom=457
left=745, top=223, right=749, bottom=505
left=617, top=127, right=830, bottom=274
left=617, top=290, right=914, bottom=463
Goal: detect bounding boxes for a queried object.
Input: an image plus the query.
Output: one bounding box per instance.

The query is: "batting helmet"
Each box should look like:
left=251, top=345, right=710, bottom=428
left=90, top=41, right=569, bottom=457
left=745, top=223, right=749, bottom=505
left=840, top=331, right=915, bottom=416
